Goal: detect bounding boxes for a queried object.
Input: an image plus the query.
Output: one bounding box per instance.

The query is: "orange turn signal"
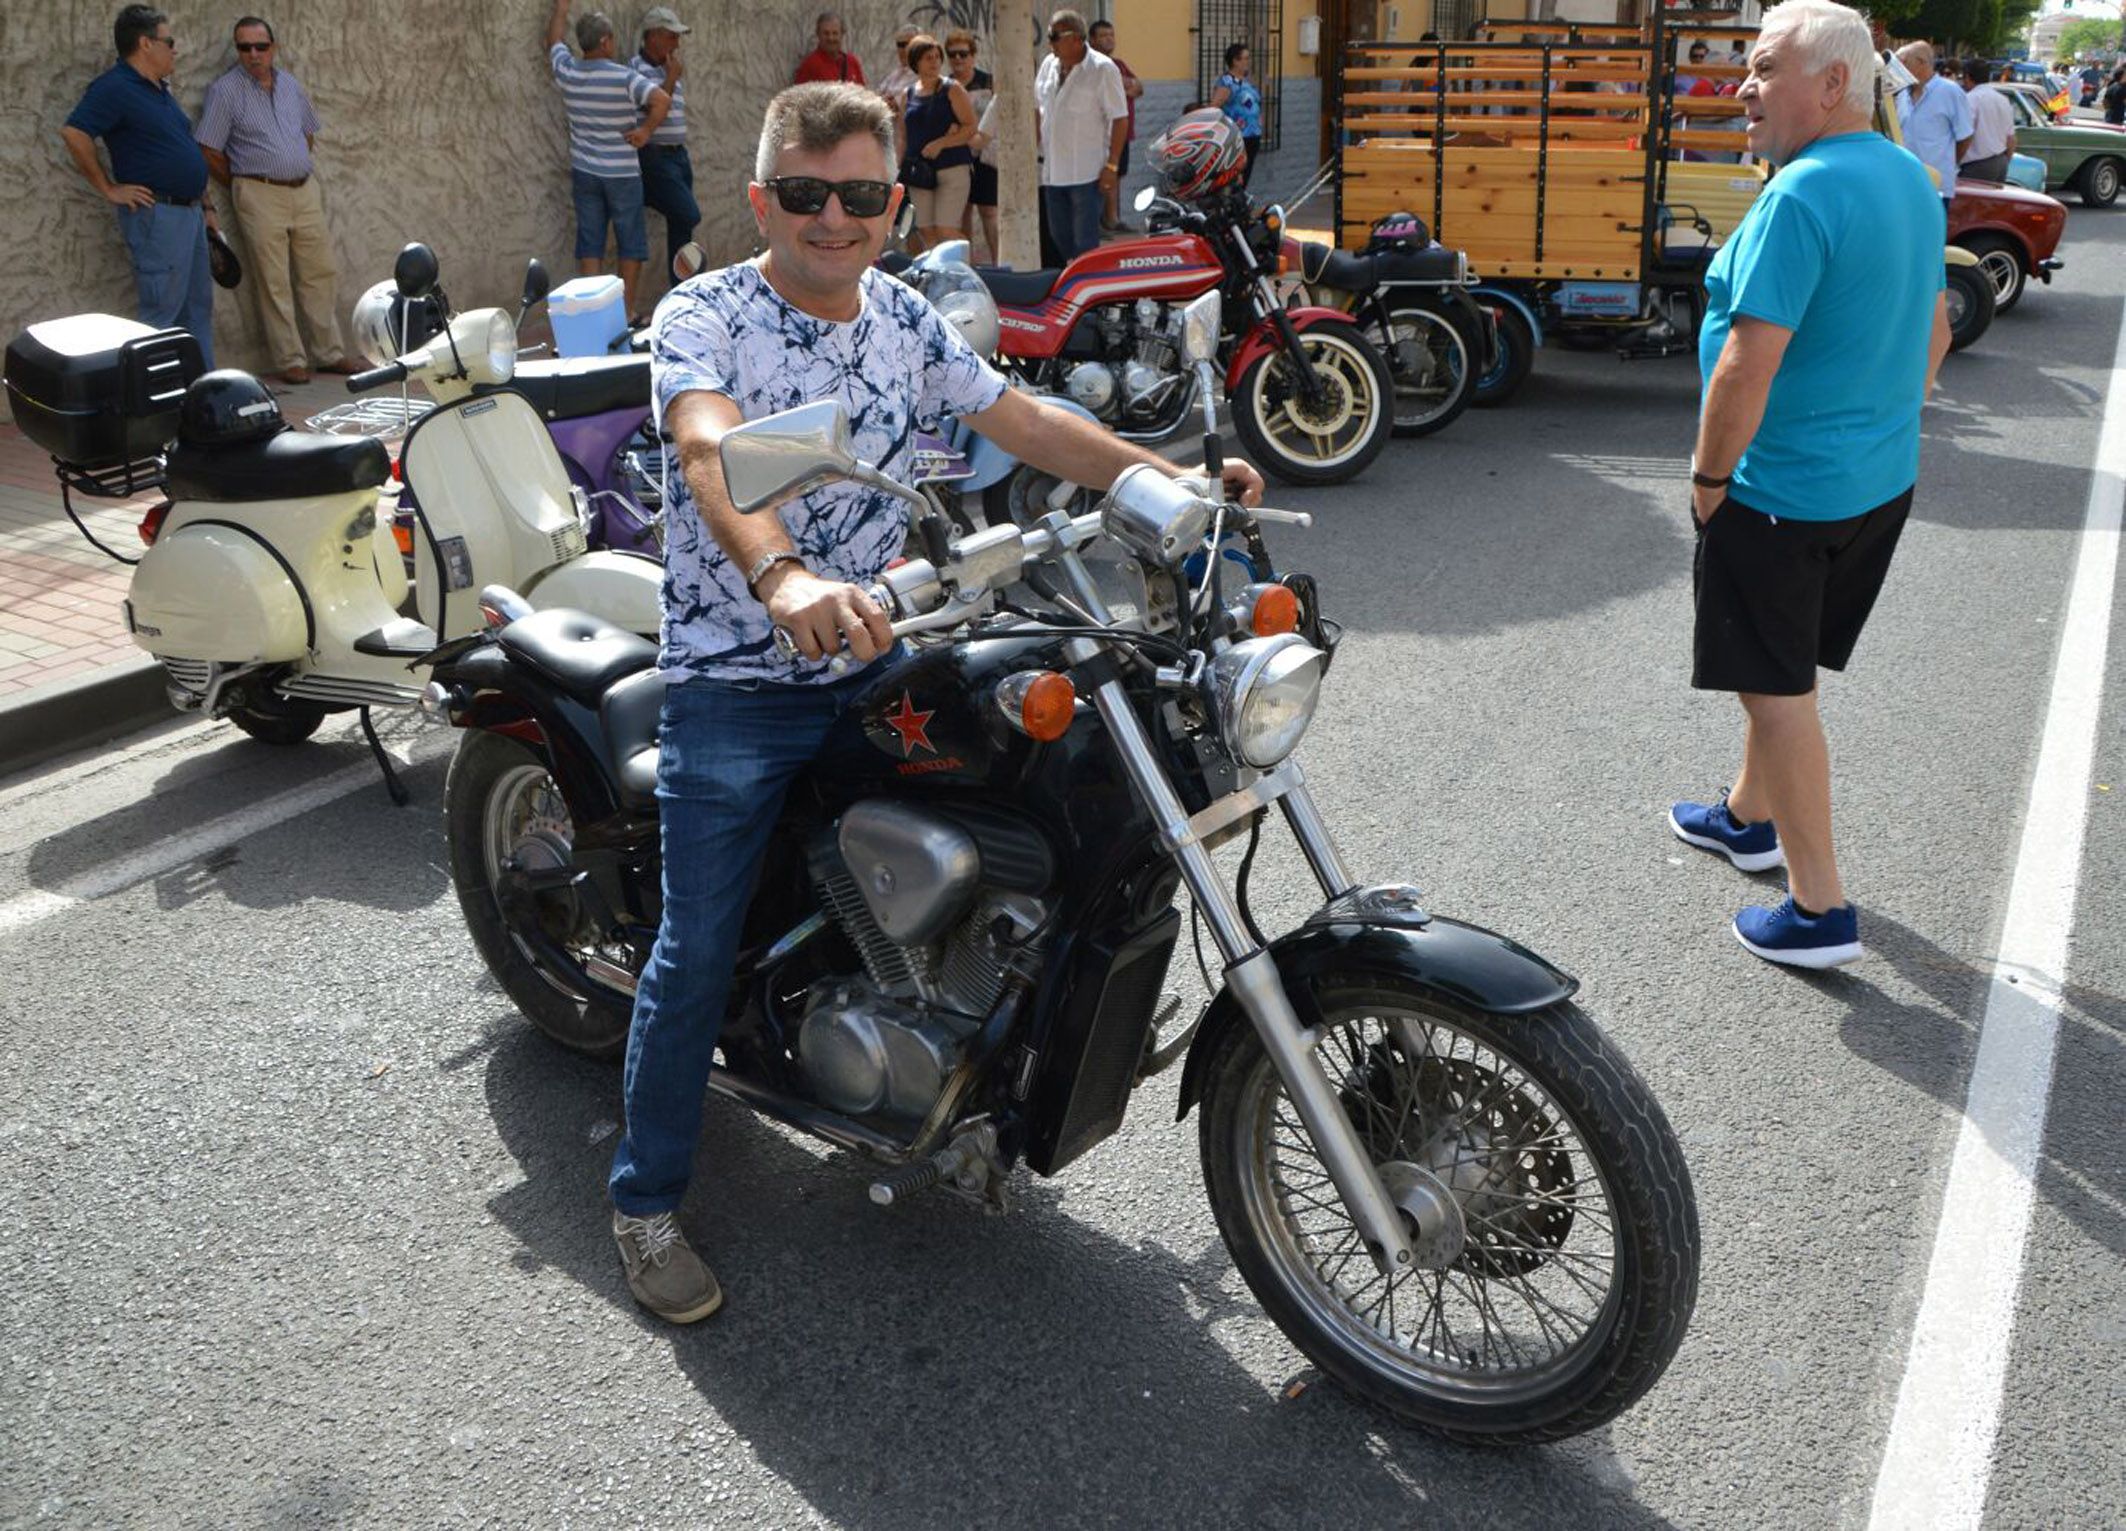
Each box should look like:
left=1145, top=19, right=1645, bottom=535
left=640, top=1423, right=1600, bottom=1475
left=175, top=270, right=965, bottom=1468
left=392, top=520, right=415, bottom=557
left=1249, top=583, right=1300, bottom=638
left=996, top=670, right=1076, bottom=742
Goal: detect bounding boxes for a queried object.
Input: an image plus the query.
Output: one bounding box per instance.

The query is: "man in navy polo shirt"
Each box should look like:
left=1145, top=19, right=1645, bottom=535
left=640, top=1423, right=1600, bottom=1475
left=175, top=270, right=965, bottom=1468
left=60, top=5, right=219, bottom=368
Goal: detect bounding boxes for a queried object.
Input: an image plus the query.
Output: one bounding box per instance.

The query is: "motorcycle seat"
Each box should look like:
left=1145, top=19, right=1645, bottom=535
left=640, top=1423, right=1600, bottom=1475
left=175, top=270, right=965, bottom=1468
left=975, top=265, right=1066, bottom=307
left=1369, top=246, right=1466, bottom=285
left=1299, top=243, right=1378, bottom=294
left=598, top=666, right=668, bottom=810
left=503, top=353, right=652, bottom=421
left=164, top=428, right=390, bottom=503
left=495, top=607, right=659, bottom=705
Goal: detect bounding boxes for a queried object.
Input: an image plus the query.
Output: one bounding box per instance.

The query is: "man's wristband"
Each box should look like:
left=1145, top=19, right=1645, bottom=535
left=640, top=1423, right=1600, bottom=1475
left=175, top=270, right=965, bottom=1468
left=1690, top=466, right=1732, bottom=489
left=745, top=550, right=805, bottom=597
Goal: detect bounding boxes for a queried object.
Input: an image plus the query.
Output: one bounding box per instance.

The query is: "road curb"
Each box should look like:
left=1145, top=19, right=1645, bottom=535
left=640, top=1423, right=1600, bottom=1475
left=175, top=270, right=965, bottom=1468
left=0, top=657, right=173, bottom=779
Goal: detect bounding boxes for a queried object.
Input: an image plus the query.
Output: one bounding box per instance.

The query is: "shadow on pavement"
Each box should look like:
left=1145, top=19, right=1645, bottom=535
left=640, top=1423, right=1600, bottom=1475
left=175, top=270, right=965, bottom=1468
left=473, top=1021, right=1680, bottom=1530
left=1819, top=906, right=2126, bottom=1262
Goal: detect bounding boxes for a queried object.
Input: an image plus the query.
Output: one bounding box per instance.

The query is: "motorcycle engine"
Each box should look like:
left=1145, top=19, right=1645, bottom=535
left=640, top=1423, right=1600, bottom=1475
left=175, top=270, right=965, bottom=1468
left=799, top=801, right=1049, bottom=1124
left=1063, top=300, right=1186, bottom=426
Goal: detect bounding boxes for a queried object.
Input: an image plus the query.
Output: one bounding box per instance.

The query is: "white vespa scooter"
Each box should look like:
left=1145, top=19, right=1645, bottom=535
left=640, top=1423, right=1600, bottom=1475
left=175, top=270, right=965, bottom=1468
left=6, top=244, right=662, bottom=799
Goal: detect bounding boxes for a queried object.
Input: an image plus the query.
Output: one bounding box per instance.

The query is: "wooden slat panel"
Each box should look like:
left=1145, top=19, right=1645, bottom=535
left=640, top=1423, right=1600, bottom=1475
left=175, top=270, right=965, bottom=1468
left=1344, top=144, right=1643, bottom=168
left=1342, top=90, right=1652, bottom=107
left=1348, top=117, right=1647, bottom=139
left=1667, top=130, right=1749, bottom=150
left=1344, top=65, right=1657, bottom=84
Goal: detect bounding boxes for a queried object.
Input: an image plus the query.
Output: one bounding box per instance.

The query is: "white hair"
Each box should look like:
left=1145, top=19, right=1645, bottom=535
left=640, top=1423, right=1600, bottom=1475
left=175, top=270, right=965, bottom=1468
left=1760, top=0, right=1879, bottom=115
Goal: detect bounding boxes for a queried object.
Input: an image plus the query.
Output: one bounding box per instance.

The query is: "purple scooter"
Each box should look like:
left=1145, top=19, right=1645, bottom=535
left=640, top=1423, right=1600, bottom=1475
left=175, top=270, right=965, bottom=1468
left=504, top=347, right=664, bottom=556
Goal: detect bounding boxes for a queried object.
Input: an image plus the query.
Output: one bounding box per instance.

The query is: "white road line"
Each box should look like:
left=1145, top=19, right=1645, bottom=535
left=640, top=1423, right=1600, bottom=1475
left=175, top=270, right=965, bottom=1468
left=0, top=738, right=452, bottom=940
left=1867, top=301, right=2126, bottom=1529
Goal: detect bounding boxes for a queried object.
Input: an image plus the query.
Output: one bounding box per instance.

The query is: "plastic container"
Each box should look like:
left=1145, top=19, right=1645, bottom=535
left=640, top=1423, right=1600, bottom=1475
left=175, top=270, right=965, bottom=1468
left=548, top=275, right=628, bottom=358
left=4, top=314, right=203, bottom=468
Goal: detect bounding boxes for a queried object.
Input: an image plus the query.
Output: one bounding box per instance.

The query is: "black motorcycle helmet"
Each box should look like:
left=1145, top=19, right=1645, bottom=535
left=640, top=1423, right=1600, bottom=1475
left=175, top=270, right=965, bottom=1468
left=1366, top=210, right=1433, bottom=252
left=178, top=369, right=286, bottom=448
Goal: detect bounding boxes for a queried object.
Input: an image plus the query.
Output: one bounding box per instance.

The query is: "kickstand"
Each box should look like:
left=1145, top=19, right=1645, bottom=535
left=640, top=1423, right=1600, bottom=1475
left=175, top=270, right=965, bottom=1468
left=359, top=706, right=411, bottom=806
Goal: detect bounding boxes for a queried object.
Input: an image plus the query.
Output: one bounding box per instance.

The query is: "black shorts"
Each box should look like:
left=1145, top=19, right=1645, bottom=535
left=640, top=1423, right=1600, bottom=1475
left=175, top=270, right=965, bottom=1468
left=971, top=161, right=998, bottom=207
left=1691, top=486, right=1913, bottom=695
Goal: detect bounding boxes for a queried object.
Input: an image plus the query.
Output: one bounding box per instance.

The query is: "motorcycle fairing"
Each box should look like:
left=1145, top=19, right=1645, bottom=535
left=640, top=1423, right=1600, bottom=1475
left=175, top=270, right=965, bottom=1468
left=1172, top=913, right=1581, bottom=1120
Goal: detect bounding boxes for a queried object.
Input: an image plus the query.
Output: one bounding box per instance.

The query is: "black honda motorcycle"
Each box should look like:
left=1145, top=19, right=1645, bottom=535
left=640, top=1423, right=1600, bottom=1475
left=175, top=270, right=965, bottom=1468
left=420, top=321, right=1698, bottom=1442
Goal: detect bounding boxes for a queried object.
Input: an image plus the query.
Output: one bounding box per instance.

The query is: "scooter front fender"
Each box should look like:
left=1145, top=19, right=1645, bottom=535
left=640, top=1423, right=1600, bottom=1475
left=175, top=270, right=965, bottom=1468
left=1223, top=306, right=1368, bottom=394
left=1174, top=911, right=1579, bottom=1120
left=951, top=393, right=1103, bottom=492
left=519, top=549, right=664, bottom=639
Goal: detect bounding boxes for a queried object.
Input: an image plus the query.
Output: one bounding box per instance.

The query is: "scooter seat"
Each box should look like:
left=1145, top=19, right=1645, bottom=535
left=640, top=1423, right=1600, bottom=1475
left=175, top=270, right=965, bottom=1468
left=975, top=265, right=1066, bottom=307
left=495, top=607, right=659, bottom=704
left=504, top=353, right=652, bottom=421
left=164, top=428, right=389, bottom=503
left=1369, top=246, right=1466, bottom=285
left=598, top=666, right=668, bottom=810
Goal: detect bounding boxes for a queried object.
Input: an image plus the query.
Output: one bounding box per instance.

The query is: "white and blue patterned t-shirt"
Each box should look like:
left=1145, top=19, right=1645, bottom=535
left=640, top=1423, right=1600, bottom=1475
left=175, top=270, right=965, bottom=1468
left=549, top=44, right=654, bottom=178
left=651, top=261, right=1009, bottom=684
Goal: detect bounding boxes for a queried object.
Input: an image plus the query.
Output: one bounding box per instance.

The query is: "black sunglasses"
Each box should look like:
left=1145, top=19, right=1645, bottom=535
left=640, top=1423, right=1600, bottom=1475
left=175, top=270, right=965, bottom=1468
left=947, top=48, right=972, bottom=58
left=762, top=176, right=894, bottom=218
left=236, top=41, right=271, bottom=52
left=1049, top=28, right=1081, bottom=41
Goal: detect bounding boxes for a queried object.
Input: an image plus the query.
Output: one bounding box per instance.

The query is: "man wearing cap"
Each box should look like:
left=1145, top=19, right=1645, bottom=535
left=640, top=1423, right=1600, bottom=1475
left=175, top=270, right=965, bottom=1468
left=196, top=15, right=357, bottom=385
left=630, top=7, right=698, bottom=291
left=60, top=4, right=222, bottom=368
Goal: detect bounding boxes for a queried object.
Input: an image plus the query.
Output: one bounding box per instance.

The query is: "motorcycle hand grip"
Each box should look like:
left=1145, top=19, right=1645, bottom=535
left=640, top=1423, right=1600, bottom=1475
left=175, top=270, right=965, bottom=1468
left=347, top=360, right=410, bottom=393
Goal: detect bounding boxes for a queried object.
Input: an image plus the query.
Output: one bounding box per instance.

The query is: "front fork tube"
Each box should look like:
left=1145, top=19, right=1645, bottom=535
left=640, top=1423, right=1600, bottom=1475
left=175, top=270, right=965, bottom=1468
left=1055, top=586, right=1415, bottom=1277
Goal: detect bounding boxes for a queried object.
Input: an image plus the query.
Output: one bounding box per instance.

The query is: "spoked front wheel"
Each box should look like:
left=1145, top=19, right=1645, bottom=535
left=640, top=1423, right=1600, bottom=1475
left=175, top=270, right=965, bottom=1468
left=1376, top=302, right=1477, bottom=438
left=1197, top=980, right=1699, bottom=1443
left=1228, top=325, right=1393, bottom=486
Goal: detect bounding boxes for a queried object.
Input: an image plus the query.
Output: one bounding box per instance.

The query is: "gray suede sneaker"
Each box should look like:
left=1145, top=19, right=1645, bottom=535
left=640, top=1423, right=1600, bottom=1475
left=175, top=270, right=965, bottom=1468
left=612, top=1209, right=724, bottom=1323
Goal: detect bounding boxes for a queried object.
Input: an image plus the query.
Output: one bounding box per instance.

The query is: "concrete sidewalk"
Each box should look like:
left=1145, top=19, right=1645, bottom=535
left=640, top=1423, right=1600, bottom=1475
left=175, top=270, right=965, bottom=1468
left=0, top=375, right=357, bottom=776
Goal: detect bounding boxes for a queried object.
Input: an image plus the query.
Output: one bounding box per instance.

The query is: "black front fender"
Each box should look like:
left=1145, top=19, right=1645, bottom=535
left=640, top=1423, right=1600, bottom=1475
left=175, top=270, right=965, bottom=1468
left=1173, top=913, right=1579, bottom=1119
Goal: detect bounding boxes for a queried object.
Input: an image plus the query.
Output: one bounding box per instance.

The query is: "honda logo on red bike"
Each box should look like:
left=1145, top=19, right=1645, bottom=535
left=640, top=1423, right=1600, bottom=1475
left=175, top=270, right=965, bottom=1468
left=1116, top=254, right=1184, bottom=270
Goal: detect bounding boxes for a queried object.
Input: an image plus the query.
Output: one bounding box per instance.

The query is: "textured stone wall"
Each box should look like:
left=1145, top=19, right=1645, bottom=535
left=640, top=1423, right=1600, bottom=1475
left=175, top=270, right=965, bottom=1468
left=0, top=0, right=1017, bottom=377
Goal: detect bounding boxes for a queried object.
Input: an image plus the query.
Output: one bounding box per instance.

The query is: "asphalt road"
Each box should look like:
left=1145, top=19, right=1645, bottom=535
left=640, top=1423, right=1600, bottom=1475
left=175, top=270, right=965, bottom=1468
left=2, top=210, right=2122, bottom=1529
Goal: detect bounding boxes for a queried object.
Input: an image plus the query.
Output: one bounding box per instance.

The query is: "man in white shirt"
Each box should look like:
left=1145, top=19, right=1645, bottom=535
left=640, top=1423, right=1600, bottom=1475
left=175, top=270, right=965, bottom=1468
left=1894, top=42, right=1971, bottom=200
left=1033, top=8, right=1128, bottom=261
left=1956, top=56, right=2016, bottom=182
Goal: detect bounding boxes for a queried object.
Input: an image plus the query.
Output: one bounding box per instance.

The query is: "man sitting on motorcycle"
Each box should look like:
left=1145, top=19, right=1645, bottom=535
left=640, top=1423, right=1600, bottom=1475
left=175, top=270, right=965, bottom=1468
left=611, top=80, right=1264, bottom=1323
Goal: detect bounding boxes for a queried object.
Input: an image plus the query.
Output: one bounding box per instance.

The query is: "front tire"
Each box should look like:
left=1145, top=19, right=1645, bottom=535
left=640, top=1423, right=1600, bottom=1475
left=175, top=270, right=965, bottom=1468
left=1375, top=302, right=1477, bottom=438
left=446, top=730, right=633, bottom=1059
left=1197, top=980, right=1699, bottom=1444
left=1228, top=324, right=1393, bottom=486
left=1470, top=303, right=1536, bottom=408
left=1957, top=235, right=2026, bottom=313
left=2077, top=156, right=2122, bottom=208
left=1944, top=262, right=1996, bottom=352
left=226, top=699, right=328, bottom=745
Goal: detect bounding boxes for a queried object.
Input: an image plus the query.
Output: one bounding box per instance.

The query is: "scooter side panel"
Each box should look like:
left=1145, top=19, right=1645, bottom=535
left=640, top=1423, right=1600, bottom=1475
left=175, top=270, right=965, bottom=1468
left=520, top=549, right=664, bottom=639
left=129, top=521, right=310, bottom=662
left=401, top=393, right=586, bottom=639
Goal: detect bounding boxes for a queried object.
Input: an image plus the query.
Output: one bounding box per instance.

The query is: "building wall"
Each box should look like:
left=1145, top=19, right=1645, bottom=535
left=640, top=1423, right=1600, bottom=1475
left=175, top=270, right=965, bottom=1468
left=0, top=0, right=1012, bottom=377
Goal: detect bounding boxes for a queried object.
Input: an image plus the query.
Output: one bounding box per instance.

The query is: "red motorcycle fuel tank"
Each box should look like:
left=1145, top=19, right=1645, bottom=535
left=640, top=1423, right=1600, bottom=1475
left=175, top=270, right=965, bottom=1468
left=992, top=233, right=1223, bottom=361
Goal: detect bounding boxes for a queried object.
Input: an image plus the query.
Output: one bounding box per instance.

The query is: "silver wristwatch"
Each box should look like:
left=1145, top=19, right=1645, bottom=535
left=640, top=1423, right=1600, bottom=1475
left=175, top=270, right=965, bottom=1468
left=744, top=550, right=805, bottom=596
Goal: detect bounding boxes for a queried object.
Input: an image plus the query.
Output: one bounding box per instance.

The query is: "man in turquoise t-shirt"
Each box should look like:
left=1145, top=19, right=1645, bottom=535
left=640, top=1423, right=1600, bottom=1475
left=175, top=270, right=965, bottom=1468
left=1667, top=0, right=1950, bottom=969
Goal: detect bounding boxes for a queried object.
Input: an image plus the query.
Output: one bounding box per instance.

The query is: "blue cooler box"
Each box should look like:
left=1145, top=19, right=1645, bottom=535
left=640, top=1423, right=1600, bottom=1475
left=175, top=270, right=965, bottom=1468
left=549, top=275, right=627, bottom=357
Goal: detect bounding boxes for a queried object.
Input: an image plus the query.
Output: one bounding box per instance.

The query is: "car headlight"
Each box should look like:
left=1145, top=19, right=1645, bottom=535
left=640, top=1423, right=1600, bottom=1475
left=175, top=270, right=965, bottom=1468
left=1208, top=633, right=1325, bottom=768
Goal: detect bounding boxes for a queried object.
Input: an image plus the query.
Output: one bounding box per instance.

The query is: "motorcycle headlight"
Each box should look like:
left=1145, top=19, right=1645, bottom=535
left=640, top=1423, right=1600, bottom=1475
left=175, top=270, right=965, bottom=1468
left=1208, top=633, right=1325, bottom=768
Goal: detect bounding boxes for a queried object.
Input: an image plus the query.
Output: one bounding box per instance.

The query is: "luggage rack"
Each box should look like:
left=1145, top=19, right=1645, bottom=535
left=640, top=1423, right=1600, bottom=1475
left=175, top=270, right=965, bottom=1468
left=52, top=452, right=167, bottom=566
left=303, top=392, right=433, bottom=441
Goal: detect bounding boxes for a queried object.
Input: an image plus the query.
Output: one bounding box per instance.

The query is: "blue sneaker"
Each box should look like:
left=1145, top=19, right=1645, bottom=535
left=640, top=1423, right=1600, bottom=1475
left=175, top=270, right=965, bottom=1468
left=1669, top=793, right=1784, bottom=872
left=1734, top=898, right=1862, bottom=969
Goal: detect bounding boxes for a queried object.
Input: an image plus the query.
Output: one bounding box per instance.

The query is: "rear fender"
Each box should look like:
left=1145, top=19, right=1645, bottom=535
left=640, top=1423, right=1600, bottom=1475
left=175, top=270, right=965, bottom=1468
left=518, top=549, right=663, bottom=639
left=428, top=641, right=628, bottom=823
left=1224, top=305, right=1365, bottom=393
left=1174, top=908, right=1579, bottom=1119
left=1470, top=284, right=1545, bottom=346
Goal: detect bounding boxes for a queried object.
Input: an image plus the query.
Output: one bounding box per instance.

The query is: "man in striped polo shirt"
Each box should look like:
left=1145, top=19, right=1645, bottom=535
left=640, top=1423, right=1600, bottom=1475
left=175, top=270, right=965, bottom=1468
left=545, top=1, right=671, bottom=323
left=196, top=15, right=355, bottom=385
left=630, top=7, right=698, bottom=296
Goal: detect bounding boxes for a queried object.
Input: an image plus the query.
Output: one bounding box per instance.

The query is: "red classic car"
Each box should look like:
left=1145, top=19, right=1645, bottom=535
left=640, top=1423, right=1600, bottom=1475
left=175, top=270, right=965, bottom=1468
left=1945, top=179, right=2068, bottom=313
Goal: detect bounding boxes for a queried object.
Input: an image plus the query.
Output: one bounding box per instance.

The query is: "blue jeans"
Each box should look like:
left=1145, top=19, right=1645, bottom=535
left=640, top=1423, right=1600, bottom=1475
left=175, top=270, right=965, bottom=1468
left=1043, top=181, right=1104, bottom=262
left=115, top=202, right=215, bottom=370
left=608, top=673, right=869, bottom=1214
left=571, top=169, right=649, bottom=262
left=637, top=145, right=699, bottom=281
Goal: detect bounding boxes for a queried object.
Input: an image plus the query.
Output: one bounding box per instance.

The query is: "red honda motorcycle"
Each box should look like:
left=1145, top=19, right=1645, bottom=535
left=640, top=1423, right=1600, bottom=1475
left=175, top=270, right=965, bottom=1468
left=974, top=189, right=1393, bottom=488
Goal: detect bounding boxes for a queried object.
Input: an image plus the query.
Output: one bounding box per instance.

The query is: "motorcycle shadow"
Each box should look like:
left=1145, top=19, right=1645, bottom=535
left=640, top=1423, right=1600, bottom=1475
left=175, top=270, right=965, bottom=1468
left=475, top=1020, right=1681, bottom=1530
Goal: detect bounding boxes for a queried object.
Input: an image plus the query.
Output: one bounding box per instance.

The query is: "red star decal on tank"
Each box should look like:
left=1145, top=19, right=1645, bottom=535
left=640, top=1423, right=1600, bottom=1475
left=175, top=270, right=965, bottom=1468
left=884, top=691, right=936, bottom=758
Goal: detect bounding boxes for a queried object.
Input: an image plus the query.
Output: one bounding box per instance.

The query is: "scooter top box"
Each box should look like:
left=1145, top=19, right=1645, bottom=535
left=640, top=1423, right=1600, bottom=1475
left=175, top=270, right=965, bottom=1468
left=4, top=313, right=204, bottom=470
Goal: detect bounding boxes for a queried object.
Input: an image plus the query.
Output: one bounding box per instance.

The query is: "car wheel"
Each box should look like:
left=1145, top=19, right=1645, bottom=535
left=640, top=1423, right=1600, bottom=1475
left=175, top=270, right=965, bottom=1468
left=2077, top=157, right=2123, bottom=209
left=1944, top=262, right=1995, bottom=352
left=1957, top=235, right=2026, bottom=313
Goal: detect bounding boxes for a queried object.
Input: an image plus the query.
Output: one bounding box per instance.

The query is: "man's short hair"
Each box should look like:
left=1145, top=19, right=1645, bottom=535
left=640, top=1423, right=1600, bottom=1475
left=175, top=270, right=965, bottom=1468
left=1049, top=9, right=1088, bottom=37
left=945, top=28, right=977, bottom=53
left=113, top=4, right=166, bottom=59
left=1763, top=0, right=1879, bottom=115
left=575, top=11, right=615, bottom=53
left=754, top=82, right=896, bottom=184
left=1089, top=19, right=1114, bottom=37
left=814, top=10, right=843, bottom=29
left=233, top=14, right=273, bottom=43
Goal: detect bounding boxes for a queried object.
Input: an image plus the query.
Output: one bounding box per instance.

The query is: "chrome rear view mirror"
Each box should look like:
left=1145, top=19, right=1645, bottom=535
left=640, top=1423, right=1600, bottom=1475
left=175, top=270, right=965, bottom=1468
left=719, top=401, right=857, bottom=513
